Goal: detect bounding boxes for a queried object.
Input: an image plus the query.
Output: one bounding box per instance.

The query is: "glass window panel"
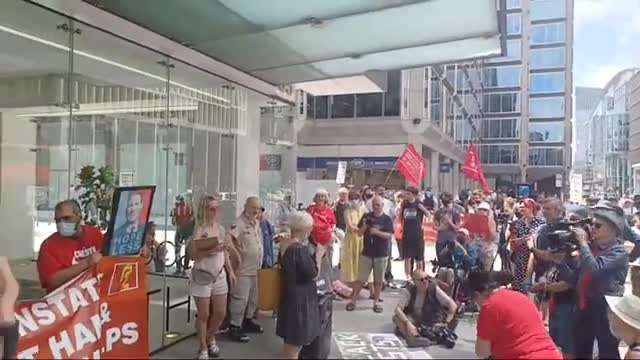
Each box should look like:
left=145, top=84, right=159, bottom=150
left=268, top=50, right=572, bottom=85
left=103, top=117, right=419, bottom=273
left=481, top=118, right=519, bottom=139
left=530, top=47, right=565, bottom=69
left=529, top=72, right=565, bottom=93
left=356, top=93, right=383, bottom=117
left=306, top=93, right=315, bottom=119
left=315, top=95, right=329, bottom=119
left=507, top=14, right=522, bottom=35
left=528, top=147, right=564, bottom=166
left=331, top=94, right=355, bottom=118
left=530, top=0, right=566, bottom=21
left=384, top=70, right=401, bottom=116
left=479, top=144, right=519, bottom=164
left=488, top=39, right=521, bottom=62
left=507, top=0, right=522, bottom=9
left=528, top=122, right=564, bottom=142
left=529, top=97, right=565, bottom=118
left=483, top=93, right=520, bottom=113
left=483, top=66, right=521, bottom=88
left=530, top=22, right=566, bottom=44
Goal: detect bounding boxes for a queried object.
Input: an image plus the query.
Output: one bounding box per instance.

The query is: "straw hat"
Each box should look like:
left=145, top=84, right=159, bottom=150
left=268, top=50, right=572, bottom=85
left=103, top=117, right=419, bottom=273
left=606, top=294, right=640, bottom=330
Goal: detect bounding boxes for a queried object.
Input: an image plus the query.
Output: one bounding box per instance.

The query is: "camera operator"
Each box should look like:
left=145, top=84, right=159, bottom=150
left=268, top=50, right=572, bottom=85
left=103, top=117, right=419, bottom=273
left=435, top=228, right=479, bottom=298
left=434, top=192, right=463, bottom=269
left=393, top=270, right=458, bottom=348
left=573, top=206, right=629, bottom=360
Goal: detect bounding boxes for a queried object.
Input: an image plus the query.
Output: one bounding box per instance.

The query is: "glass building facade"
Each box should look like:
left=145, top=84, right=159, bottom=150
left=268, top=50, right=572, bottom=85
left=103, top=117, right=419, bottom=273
left=481, top=0, right=573, bottom=193
left=586, top=69, right=639, bottom=197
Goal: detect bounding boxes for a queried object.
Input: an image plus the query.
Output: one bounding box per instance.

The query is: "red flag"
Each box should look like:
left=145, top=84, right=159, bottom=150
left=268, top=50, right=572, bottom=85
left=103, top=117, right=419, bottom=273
left=396, top=144, right=425, bottom=185
left=462, top=144, right=491, bottom=193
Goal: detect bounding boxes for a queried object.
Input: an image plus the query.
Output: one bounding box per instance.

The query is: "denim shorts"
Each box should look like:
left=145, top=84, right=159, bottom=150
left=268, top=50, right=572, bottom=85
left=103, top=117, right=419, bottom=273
left=549, top=302, right=576, bottom=354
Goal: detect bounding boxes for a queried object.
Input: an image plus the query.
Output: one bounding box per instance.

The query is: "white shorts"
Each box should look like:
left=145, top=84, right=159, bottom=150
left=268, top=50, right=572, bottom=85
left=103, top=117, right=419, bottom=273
left=190, top=269, right=228, bottom=298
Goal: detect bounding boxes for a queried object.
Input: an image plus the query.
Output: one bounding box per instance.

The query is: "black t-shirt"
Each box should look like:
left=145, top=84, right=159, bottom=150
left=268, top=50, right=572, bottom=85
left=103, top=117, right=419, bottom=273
left=423, top=195, right=435, bottom=210
left=434, top=205, right=462, bottom=245
left=547, top=260, right=578, bottom=304
left=358, top=212, right=394, bottom=258
left=334, top=202, right=348, bottom=231
left=401, top=200, right=426, bottom=242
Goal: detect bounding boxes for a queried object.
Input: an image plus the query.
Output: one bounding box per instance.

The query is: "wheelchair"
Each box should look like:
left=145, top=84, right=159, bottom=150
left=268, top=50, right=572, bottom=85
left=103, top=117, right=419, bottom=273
left=430, top=258, right=475, bottom=315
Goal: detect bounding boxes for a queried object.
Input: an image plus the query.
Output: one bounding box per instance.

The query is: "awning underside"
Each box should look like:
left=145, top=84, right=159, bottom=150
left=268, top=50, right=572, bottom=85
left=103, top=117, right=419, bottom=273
left=88, top=0, right=501, bottom=85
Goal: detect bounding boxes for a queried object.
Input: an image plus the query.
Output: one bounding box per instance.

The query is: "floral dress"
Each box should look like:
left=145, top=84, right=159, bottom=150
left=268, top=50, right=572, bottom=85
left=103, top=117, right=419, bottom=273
left=510, top=217, right=545, bottom=293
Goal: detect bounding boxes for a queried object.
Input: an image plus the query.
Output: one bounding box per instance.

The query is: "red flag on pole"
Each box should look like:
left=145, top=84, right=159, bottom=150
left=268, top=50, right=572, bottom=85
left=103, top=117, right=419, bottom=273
left=462, top=144, right=491, bottom=193
left=396, top=144, right=425, bottom=185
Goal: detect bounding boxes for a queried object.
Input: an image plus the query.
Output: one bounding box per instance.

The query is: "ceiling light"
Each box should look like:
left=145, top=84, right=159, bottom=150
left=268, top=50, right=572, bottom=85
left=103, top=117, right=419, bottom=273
left=0, top=25, right=230, bottom=104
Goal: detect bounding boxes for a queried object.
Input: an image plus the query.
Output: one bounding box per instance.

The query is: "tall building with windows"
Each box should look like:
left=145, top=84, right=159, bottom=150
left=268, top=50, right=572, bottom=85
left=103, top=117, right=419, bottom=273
left=296, top=63, right=484, bottom=201
left=480, top=0, right=574, bottom=195
left=573, top=87, right=603, bottom=196
left=585, top=69, right=639, bottom=198
left=629, top=72, right=640, bottom=194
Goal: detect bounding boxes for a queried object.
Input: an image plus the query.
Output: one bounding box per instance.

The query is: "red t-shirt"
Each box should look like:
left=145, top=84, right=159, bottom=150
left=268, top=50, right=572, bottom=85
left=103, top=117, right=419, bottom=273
left=37, top=225, right=105, bottom=290
left=307, top=205, right=336, bottom=246
left=477, top=289, right=562, bottom=360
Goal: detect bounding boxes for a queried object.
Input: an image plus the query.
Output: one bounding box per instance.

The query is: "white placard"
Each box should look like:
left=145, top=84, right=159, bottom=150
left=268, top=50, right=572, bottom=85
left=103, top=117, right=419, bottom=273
left=119, top=170, right=135, bottom=187
left=336, top=161, right=347, bottom=184
left=570, top=173, right=583, bottom=203
left=555, top=173, right=563, bottom=188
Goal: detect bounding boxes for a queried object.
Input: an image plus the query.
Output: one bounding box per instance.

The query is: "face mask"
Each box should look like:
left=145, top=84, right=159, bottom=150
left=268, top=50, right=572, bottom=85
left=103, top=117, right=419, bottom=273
left=57, top=222, right=78, bottom=237
left=426, top=191, right=432, bottom=197
left=349, top=200, right=360, bottom=208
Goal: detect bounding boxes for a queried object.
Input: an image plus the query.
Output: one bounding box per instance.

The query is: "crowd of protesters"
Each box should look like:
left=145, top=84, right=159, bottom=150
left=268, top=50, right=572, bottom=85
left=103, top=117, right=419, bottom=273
left=2, top=182, right=640, bottom=359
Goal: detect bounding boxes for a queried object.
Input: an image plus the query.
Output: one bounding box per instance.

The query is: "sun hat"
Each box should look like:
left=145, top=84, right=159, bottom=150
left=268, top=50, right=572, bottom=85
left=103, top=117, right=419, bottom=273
left=606, top=294, right=640, bottom=330
left=477, top=202, right=492, bottom=211
left=592, top=205, right=626, bottom=234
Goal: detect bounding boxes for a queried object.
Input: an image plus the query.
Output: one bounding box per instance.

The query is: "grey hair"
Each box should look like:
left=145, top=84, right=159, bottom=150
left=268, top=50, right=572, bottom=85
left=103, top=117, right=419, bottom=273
left=315, top=188, right=329, bottom=197
left=54, top=199, right=82, bottom=216
left=287, top=211, right=314, bottom=234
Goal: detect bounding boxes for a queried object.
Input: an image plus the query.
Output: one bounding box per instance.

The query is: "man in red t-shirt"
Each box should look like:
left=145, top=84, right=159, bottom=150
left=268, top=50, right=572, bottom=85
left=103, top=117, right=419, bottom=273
left=37, top=200, right=104, bottom=293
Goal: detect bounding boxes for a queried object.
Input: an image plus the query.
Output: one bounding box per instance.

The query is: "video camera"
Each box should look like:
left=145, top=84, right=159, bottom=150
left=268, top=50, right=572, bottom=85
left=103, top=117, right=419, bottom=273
left=546, top=218, right=592, bottom=252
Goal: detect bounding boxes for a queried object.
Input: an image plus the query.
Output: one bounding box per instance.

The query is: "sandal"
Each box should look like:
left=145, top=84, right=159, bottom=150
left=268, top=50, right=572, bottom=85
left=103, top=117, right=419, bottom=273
left=346, top=303, right=356, bottom=311
left=373, top=304, right=383, bottom=313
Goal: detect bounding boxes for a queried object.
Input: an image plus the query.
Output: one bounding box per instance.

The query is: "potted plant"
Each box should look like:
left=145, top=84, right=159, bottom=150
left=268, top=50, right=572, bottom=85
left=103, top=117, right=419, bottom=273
left=76, top=165, right=116, bottom=230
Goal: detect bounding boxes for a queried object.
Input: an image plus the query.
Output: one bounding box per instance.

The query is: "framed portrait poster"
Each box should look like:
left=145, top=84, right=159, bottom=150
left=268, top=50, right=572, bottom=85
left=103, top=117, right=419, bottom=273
left=104, top=186, right=156, bottom=256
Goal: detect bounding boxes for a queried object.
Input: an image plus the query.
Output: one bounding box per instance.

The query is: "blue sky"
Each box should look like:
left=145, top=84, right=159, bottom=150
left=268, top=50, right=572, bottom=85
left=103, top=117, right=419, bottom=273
left=574, top=0, right=640, bottom=88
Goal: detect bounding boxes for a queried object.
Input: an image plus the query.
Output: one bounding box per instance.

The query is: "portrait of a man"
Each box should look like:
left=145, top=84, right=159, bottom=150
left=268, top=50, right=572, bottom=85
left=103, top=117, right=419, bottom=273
left=106, top=186, right=155, bottom=256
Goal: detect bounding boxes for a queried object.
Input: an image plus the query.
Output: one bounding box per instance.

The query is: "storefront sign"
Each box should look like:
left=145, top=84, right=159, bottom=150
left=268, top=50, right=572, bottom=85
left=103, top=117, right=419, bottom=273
left=297, top=157, right=397, bottom=171
left=16, top=257, right=148, bottom=359
left=336, top=161, right=347, bottom=184
left=333, top=332, right=430, bottom=359
left=439, top=163, right=451, bottom=173
left=260, top=154, right=282, bottom=171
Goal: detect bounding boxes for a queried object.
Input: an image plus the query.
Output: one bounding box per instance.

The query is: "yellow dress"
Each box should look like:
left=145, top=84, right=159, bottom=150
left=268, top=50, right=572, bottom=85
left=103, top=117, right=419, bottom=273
left=340, top=208, right=363, bottom=283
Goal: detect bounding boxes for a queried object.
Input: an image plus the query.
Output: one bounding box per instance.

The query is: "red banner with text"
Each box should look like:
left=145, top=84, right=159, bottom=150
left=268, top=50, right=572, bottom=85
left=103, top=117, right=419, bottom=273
left=396, top=144, right=426, bottom=185
left=15, top=257, right=148, bottom=359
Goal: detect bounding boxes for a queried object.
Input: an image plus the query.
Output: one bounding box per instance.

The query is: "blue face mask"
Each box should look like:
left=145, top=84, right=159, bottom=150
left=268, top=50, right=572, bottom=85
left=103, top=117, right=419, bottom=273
left=57, top=222, right=78, bottom=237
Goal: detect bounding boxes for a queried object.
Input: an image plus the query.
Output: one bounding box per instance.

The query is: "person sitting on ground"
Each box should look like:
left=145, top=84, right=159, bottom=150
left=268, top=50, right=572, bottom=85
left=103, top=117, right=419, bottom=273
left=393, top=269, right=458, bottom=348
left=470, top=270, right=562, bottom=359
left=607, top=293, right=640, bottom=359
left=37, top=199, right=104, bottom=293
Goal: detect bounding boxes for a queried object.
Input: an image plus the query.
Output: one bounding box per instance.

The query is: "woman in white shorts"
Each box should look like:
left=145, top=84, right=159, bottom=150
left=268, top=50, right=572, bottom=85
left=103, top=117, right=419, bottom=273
left=190, top=194, right=237, bottom=359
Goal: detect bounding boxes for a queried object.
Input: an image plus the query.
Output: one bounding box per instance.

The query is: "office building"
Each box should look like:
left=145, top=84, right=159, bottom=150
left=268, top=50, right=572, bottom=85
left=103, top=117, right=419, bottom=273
left=573, top=87, right=603, bottom=196
left=630, top=72, right=640, bottom=194
left=480, top=0, right=574, bottom=195
left=295, top=63, right=484, bottom=202
left=586, top=69, right=640, bottom=197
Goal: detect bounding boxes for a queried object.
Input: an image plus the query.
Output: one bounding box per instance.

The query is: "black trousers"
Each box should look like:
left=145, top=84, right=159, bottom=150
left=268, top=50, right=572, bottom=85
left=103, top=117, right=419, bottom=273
left=574, top=298, right=620, bottom=360
left=299, top=294, right=333, bottom=359
left=0, top=322, right=19, bottom=360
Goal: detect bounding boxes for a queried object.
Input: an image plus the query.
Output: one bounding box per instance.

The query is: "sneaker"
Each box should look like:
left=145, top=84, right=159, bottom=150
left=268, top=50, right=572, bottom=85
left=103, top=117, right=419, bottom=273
left=227, top=325, right=250, bottom=343
left=197, top=350, right=209, bottom=359
left=242, top=319, right=264, bottom=334
left=208, top=343, right=220, bottom=358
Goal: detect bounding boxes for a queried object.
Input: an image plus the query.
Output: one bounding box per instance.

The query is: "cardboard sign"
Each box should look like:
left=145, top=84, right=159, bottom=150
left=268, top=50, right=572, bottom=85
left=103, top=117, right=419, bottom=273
left=16, top=257, right=148, bottom=359
left=336, top=161, right=347, bottom=184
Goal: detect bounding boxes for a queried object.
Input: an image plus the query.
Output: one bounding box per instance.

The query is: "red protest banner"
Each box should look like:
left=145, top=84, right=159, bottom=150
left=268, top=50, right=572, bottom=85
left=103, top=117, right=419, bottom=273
left=15, top=257, right=148, bottom=359
left=462, top=144, right=490, bottom=193
left=396, top=144, right=425, bottom=185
